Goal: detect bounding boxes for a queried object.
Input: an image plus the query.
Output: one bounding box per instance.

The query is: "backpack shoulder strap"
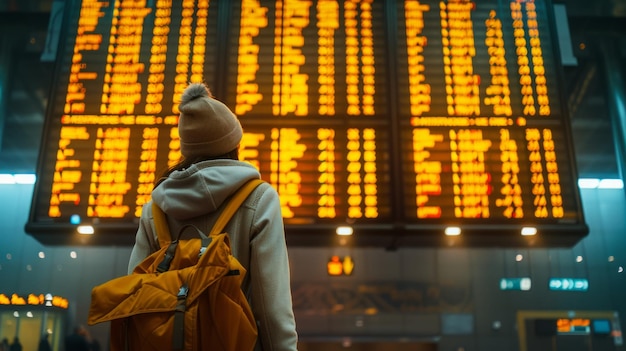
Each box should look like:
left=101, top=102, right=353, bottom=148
left=209, top=178, right=265, bottom=235
left=152, top=201, right=172, bottom=248
left=150, top=178, right=264, bottom=246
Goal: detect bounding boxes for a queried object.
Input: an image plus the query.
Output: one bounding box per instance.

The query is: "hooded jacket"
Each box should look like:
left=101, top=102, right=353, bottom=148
left=128, top=159, right=298, bottom=351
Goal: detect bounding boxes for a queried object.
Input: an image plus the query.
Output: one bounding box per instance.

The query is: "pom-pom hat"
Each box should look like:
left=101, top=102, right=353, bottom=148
left=178, top=83, right=243, bottom=158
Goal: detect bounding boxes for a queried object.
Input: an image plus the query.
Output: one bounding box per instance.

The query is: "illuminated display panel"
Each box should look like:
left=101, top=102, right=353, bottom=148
left=27, top=0, right=587, bottom=246
left=395, top=0, right=585, bottom=242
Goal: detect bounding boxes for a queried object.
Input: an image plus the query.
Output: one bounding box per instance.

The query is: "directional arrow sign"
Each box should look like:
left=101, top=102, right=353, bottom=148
left=549, top=278, right=589, bottom=291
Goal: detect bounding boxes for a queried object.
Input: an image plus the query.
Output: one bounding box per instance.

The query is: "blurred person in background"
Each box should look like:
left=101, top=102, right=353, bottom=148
left=8, top=337, right=21, bottom=351
left=37, top=334, right=51, bottom=351
left=65, top=325, right=89, bottom=351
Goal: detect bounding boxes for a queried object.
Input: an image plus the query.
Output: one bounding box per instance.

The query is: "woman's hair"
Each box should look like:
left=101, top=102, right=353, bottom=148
left=154, top=148, right=239, bottom=188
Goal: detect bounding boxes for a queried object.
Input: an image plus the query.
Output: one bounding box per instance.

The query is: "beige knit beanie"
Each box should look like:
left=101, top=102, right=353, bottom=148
left=178, top=83, right=243, bottom=159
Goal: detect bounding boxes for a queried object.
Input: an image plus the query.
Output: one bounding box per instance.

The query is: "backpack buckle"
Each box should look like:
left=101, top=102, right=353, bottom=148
left=177, top=285, right=188, bottom=300
left=156, top=240, right=179, bottom=273
left=198, top=237, right=212, bottom=258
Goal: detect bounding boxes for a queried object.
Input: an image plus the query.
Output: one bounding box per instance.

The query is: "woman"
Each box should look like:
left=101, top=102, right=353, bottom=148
left=128, top=83, right=298, bottom=350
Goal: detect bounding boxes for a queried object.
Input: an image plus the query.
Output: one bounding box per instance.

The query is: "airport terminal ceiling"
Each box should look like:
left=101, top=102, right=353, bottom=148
left=1, top=0, right=624, bottom=246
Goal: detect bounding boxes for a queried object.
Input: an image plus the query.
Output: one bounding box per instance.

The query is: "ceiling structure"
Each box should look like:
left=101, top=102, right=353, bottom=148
left=0, top=0, right=625, bottom=179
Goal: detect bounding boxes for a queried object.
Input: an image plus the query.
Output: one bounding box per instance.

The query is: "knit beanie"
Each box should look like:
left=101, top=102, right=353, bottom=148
left=178, top=83, right=243, bottom=159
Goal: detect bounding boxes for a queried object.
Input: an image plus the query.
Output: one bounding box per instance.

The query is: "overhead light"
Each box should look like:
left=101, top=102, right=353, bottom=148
left=521, top=227, right=537, bottom=236
left=14, top=174, right=36, bottom=184
left=77, top=225, right=94, bottom=235
left=0, top=174, right=15, bottom=184
left=444, top=226, right=461, bottom=236
left=577, top=178, right=600, bottom=188
left=0, top=174, right=36, bottom=184
left=578, top=178, right=624, bottom=189
left=598, top=179, right=624, bottom=189
left=336, top=226, right=353, bottom=236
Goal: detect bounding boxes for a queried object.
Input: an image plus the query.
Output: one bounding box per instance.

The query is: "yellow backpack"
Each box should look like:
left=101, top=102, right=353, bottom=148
left=88, top=179, right=263, bottom=351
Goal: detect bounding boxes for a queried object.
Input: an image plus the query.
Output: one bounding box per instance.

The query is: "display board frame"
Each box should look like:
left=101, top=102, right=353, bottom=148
left=26, top=0, right=588, bottom=247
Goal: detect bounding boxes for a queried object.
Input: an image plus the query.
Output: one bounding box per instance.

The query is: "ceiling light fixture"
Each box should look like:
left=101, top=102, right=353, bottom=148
left=444, top=227, right=461, bottom=236
left=77, top=225, right=94, bottom=235
left=336, top=226, right=353, bottom=236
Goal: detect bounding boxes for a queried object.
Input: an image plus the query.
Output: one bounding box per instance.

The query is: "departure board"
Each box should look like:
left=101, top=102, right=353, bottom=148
left=26, top=0, right=588, bottom=246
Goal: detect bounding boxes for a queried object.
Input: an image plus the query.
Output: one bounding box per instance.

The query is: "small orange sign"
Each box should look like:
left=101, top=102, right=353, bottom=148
left=327, top=256, right=355, bottom=276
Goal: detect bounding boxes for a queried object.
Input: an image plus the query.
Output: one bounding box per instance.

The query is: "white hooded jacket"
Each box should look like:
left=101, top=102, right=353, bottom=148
left=128, top=159, right=298, bottom=351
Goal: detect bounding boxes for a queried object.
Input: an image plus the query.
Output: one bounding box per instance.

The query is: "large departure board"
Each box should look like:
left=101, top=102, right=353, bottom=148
left=26, top=0, right=588, bottom=246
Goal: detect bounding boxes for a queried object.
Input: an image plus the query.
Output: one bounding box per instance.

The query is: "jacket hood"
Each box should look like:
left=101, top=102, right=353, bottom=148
left=151, top=159, right=261, bottom=220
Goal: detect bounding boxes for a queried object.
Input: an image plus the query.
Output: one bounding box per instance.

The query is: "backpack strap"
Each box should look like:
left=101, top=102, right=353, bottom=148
left=152, top=202, right=172, bottom=248
left=209, top=178, right=265, bottom=235
left=151, top=178, right=264, bottom=244
left=152, top=203, right=179, bottom=273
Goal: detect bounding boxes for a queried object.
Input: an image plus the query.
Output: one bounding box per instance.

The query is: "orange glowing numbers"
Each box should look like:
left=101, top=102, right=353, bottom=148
left=271, top=128, right=306, bottom=217
left=362, top=129, right=378, bottom=217
left=525, top=1, right=550, bottom=116
left=34, top=0, right=580, bottom=231
left=346, top=128, right=378, bottom=219
left=66, top=0, right=105, bottom=115
left=543, top=128, right=564, bottom=217
left=236, top=0, right=267, bottom=115
left=135, top=127, right=159, bottom=216
left=440, top=0, right=480, bottom=117
left=525, top=127, right=562, bottom=218
left=49, top=126, right=90, bottom=217
left=190, top=1, right=209, bottom=83
left=484, top=10, right=512, bottom=116
left=345, top=0, right=375, bottom=116
left=511, top=1, right=550, bottom=117
left=101, top=2, right=150, bottom=115
left=240, top=132, right=266, bottom=170
left=413, top=128, right=444, bottom=218
left=405, top=0, right=431, bottom=116
left=88, top=127, right=131, bottom=218
left=450, top=129, right=492, bottom=218
left=272, top=0, right=310, bottom=116
left=318, top=128, right=337, bottom=218
left=167, top=127, right=182, bottom=168
left=316, top=1, right=339, bottom=115
left=347, top=128, right=363, bottom=218
left=496, top=129, right=523, bottom=218
left=146, top=0, right=172, bottom=115
left=172, top=0, right=207, bottom=113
